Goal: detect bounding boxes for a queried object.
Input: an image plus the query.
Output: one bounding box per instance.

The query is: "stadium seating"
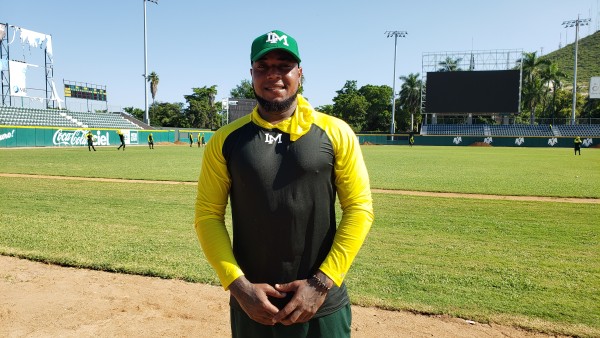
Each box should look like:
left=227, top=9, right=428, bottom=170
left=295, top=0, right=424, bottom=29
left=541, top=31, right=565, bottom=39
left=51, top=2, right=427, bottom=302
left=555, top=124, right=600, bottom=137
left=487, top=124, right=553, bottom=136
left=67, top=111, right=141, bottom=129
left=422, top=124, right=485, bottom=136
left=421, top=123, right=577, bottom=137
left=0, top=106, right=79, bottom=128
left=0, top=106, right=142, bottom=129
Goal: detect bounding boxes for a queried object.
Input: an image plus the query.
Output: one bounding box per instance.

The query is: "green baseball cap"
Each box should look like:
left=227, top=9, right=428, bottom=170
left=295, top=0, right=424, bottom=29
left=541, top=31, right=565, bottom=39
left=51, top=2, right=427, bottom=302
left=251, top=30, right=301, bottom=63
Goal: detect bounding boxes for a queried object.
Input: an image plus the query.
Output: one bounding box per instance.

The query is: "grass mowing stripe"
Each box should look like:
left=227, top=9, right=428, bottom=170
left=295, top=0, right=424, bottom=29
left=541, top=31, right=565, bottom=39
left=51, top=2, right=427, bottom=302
left=364, top=146, right=600, bottom=198
left=0, top=176, right=217, bottom=284
left=3, top=173, right=597, bottom=204
left=1, top=146, right=599, bottom=197
left=1, top=177, right=598, bottom=336
left=351, top=193, right=599, bottom=336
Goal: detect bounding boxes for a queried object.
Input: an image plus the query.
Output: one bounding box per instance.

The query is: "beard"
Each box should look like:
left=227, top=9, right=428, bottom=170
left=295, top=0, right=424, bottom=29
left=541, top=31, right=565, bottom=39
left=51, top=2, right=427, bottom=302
left=254, top=89, right=299, bottom=114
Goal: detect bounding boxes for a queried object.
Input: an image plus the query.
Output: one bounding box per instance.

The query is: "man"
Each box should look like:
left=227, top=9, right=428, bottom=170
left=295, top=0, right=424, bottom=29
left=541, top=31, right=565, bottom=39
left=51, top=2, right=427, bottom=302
left=117, top=130, right=126, bottom=151
left=194, top=30, right=374, bottom=338
left=86, top=130, right=96, bottom=151
left=574, top=136, right=582, bottom=155
left=189, top=132, right=194, bottom=147
left=148, top=133, right=154, bottom=149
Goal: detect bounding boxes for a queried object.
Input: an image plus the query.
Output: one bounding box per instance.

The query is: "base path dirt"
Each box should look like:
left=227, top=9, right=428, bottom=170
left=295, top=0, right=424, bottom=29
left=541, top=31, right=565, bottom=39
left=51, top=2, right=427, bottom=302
left=0, top=256, right=565, bottom=338
left=1, top=173, right=598, bottom=204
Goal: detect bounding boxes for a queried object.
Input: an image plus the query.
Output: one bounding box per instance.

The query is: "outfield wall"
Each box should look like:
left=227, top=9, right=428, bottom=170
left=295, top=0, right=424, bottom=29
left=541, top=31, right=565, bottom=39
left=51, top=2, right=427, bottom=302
left=1, top=126, right=597, bottom=149
left=0, top=126, right=175, bottom=148
left=358, top=134, right=598, bottom=148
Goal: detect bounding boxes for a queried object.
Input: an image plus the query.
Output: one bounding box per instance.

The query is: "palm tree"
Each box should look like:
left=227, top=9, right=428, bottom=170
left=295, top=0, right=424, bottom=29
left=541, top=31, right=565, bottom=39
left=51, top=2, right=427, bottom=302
left=399, top=73, right=423, bottom=131
left=438, top=57, right=463, bottom=72
left=522, top=76, right=545, bottom=124
left=519, top=52, right=550, bottom=124
left=147, top=71, right=159, bottom=103
left=541, top=62, right=566, bottom=121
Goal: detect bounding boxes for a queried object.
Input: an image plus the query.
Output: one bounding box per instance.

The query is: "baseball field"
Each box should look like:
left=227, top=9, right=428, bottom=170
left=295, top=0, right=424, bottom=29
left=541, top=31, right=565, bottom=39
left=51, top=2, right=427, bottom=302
left=0, top=145, right=598, bottom=337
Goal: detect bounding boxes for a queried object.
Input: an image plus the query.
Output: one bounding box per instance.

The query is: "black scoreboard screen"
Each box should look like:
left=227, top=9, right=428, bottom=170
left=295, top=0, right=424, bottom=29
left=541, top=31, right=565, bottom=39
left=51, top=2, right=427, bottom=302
left=64, top=84, right=107, bottom=101
left=425, top=70, right=520, bottom=113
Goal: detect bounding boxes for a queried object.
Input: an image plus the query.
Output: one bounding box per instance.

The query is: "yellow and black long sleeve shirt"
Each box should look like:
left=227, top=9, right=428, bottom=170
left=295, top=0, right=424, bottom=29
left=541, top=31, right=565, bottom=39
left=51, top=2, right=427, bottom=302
left=194, top=95, right=374, bottom=317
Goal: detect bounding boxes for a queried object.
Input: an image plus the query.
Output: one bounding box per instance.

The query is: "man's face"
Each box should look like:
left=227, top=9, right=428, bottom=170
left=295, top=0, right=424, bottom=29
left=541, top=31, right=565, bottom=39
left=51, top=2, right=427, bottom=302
left=251, top=50, right=302, bottom=105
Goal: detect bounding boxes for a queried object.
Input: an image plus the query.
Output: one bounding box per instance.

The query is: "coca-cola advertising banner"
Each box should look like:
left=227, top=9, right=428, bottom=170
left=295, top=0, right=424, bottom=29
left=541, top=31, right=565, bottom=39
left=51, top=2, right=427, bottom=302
left=0, top=127, right=170, bottom=148
left=53, top=129, right=111, bottom=146
left=0, top=128, right=135, bottom=148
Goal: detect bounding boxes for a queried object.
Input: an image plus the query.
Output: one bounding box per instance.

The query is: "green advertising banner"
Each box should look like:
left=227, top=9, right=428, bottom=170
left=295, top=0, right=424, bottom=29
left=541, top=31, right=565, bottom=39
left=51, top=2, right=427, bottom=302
left=0, top=127, right=175, bottom=148
left=1, top=126, right=596, bottom=149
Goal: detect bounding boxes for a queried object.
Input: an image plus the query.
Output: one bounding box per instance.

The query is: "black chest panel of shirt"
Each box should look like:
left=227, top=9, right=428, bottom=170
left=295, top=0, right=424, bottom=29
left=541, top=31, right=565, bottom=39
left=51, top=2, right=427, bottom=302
left=223, top=121, right=349, bottom=317
left=223, top=122, right=337, bottom=283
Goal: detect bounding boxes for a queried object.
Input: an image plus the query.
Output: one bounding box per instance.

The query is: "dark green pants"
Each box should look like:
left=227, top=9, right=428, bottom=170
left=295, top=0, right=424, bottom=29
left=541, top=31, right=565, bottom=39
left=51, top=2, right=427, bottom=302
left=230, top=303, right=351, bottom=338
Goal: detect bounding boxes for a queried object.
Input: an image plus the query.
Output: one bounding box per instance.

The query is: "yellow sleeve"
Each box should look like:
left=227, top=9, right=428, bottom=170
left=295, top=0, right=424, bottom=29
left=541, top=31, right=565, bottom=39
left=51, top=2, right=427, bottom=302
left=194, top=121, right=247, bottom=290
left=316, top=115, right=374, bottom=287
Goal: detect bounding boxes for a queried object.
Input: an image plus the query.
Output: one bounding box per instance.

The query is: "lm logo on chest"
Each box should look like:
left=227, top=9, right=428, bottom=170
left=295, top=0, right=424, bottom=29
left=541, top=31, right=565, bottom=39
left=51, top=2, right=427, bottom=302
left=265, top=132, right=283, bottom=145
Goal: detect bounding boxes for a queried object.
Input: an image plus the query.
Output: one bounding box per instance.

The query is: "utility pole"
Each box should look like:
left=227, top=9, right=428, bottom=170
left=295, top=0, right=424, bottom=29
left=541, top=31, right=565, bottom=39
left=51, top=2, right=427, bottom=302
left=385, top=31, right=407, bottom=137
left=143, top=0, right=158, bottom=126
left=562, top=16, right=590, bottom=125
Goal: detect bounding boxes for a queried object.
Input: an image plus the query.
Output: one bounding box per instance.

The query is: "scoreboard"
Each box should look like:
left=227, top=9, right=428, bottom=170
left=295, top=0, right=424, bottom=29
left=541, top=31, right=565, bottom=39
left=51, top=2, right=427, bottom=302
left=64, top=84, right=107, bottom=101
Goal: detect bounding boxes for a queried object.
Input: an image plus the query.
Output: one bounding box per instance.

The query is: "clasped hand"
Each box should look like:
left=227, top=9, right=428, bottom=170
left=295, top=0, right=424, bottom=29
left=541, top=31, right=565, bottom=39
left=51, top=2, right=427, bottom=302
left=228, top=276, right=328, bottom=326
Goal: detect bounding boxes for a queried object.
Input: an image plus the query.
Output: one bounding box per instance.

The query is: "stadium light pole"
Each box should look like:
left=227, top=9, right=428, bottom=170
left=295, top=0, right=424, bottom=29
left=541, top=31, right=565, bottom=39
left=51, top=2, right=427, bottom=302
left=143, top=0, right=158, bottom=126
left=562, top=16, right=590, bottom=125
left=385, top=31, right=407, bottom=137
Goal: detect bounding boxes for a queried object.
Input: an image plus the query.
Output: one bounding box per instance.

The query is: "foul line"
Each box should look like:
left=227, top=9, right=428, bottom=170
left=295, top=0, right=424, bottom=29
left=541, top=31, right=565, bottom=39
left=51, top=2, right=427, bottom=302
left=2, top=173, right=599, bottom=204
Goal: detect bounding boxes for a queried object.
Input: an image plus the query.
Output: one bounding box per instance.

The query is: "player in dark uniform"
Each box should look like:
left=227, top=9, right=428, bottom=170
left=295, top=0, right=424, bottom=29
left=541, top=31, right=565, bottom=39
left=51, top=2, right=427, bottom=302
left=148, top=133, right=154, bottom=149
left=574, top=136, right=582, bottom=155
left=117, top=130, right=125, bottom=151
left=194, top=30, right=374, bottom=338
left=86, top=130, right=96, bottom=151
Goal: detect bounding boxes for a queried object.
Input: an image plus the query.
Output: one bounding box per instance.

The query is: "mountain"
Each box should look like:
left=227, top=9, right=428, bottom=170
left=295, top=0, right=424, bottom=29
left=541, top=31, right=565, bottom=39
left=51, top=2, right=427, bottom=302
left=542, top=30, right=600, bottom=93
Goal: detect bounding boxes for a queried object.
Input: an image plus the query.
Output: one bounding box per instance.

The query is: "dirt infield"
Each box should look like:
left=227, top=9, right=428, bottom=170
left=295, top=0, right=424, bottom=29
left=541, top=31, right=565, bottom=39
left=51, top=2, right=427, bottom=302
left=1, top=256, right=564, bottom=338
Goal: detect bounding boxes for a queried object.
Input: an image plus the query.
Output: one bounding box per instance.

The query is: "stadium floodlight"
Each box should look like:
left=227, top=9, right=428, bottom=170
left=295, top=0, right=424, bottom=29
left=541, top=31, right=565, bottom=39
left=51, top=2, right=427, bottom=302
left=562, top=16, right=590, bottom=125
left=385, top=31, right=407, bottom=137
left=143, top=0, right=158, bottom=126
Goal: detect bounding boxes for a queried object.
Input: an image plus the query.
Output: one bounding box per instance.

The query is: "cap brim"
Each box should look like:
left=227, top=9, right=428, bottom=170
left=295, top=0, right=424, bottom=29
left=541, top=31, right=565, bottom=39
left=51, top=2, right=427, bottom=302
left=251, top=47, right=301, bottom=63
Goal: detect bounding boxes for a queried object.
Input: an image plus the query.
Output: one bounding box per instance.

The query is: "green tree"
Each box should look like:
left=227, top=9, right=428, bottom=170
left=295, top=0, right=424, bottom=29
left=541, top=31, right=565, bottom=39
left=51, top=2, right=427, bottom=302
left=540, top=62, right=566, bottom=120
left=147, top=72, right=159, bottom=103
left=520, top=52, right=551, bottom=123
left=332, top=80, right=369, bottom=131
left=315, top=104, right=336, bottom=117
left=582, top=96, right=600, bottom=119
left=358, top=84, right=392, bottom=132
left=184, top=86, right=219, bottom=129
left=230, top=79, right=255, bottom=99
left=123, top=107, right=144, bottom=121
left=438, top=57, right=462, bottom=72
left=398, top=73, right=423, bottom=132
left=150, top=102, right=184, bottom=127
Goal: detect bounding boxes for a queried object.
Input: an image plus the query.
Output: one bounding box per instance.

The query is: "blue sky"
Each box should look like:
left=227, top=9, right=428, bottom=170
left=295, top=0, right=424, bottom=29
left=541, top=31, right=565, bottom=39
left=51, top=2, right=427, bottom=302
left=3, top=0, right=599, bottom=111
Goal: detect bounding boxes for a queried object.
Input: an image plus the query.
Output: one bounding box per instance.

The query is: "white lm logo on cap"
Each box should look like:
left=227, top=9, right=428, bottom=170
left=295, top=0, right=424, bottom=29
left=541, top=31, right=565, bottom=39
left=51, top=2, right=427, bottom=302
left=266, top=32, right=289, bottom=46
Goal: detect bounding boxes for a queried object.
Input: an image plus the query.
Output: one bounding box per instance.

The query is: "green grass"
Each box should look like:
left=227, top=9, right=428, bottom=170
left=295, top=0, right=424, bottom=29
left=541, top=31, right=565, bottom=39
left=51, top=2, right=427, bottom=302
left=1, top=145, right=598, bottom=197
left=0, top=145, right=599, bottom=337
left=364, top=146, right=600, bottom=198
